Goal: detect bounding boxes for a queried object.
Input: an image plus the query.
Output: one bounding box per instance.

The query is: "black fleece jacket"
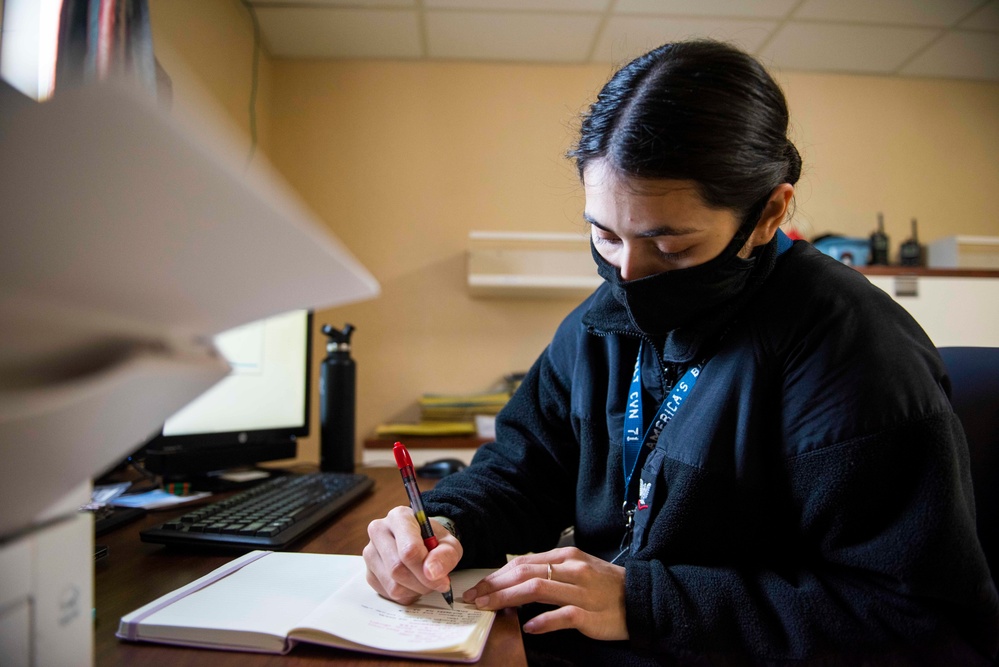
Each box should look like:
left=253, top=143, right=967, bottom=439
left=422, top=241, right=999, bottom=665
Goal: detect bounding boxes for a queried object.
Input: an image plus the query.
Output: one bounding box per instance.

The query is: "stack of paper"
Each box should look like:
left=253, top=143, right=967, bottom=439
left=375, top=421, right=479, bottom=438
left=419, top=391, right=512, bottom=421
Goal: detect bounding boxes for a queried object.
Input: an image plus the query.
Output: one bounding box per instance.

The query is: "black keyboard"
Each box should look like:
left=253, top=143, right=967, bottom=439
left=140, top=472, right=374, bottom=550
left=96, top=506, right=146, bottom=536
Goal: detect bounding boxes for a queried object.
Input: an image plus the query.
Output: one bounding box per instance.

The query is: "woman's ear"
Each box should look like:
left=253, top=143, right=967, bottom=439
left=743, top=183, right=795, bottom=254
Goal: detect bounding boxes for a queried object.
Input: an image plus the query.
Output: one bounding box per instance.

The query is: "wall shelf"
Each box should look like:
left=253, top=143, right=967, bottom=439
left=927, top=235, right=999, bottom=270
left=467, top=231, right=600, bottom=298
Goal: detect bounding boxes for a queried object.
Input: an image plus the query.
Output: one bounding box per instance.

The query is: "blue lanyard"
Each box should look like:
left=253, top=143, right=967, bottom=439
left=621, top=229, right=793, bottom=493
left=622, top=348, right=703, bottom=492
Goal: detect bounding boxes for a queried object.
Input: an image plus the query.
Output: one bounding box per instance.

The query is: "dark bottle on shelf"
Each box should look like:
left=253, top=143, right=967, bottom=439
left=869, top=212, right=890, bottom=265
left=899, top=218, right=924, bottom=267
left=320, top=323, right=356, bottom=472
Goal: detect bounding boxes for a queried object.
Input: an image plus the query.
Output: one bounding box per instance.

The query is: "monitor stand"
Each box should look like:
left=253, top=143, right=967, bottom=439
left=173, top=466, right=290, bottom=492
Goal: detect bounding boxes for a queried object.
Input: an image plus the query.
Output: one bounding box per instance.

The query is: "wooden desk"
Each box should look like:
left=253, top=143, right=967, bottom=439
left=95, top=466, right=526, bottom=666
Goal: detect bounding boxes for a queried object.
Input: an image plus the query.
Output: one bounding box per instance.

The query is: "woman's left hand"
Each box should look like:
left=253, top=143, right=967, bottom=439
left=462, top=546, right=628, bottom=641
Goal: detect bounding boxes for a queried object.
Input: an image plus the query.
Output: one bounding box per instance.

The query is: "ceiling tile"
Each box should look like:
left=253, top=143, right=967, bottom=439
left=254, top=8, right=422, bottom=59
left=958, top=0, right=999, bottom=30
left=425, top=11, right=601, bottom=62
left=760, top=22, right=939, bottom=74
left=592, top=16, right=777, bottom=64
left=794, top=0, right=984, bottom=28
left=250, top=0, right=415, bottom=6
left=899, top=30, right=999, bottom=80
left=245, top=0, right=999, bottom=80
left=425, top=0, right=610, bottom=10
left=615, top=0, right=797, bottom=19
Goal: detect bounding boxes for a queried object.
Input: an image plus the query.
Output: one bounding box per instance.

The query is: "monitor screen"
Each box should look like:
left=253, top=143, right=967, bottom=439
left=141, top=309, right=312, bottom=479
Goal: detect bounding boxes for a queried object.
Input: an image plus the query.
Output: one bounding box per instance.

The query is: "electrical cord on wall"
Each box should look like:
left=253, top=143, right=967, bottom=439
left=240, top=0, right=261, bottom=164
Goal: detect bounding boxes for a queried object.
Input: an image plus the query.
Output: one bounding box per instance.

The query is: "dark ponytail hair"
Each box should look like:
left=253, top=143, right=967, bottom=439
left=570, top=40, right=801, bottom=228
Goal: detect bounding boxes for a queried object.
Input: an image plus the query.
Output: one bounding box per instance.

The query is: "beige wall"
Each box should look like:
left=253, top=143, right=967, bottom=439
left=268, top=61, right=608, bottom=463
left=148, top=2, right=999, bottom=466
left=148, top=0, right=273, bottom=160
left=777, top=71, right=999, bottom=245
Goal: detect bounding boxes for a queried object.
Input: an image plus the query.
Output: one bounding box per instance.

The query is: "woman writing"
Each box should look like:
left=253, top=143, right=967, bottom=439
left=363, top=40, right=998, bottom=665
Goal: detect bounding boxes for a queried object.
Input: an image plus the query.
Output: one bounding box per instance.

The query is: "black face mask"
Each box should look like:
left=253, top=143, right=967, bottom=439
left=591, top=221, right=760, bottom=336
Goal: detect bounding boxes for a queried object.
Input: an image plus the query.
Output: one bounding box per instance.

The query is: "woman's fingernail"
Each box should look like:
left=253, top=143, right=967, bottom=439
left=523, top=621, right=537, bottom=634
left=463, top=587, right=478, bottom=601
left=475, top=595, right=490, bottom=608
left=427, top=562, right=441, bottom=579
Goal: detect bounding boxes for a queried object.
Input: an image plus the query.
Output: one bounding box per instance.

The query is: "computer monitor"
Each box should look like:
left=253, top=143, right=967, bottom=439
left=141, top=309, right=312, bottom=481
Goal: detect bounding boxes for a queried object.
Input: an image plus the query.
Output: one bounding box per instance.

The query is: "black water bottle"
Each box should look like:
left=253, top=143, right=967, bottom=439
left=320, top=323, right=356, bottom=472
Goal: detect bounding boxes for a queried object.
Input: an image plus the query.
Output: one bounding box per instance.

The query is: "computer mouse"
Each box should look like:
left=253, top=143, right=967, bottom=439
left=415, top=458, right=467, bottom=479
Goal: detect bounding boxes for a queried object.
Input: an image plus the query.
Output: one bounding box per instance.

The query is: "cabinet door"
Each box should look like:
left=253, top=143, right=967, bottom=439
left=866, top=276, right=999, bottom=347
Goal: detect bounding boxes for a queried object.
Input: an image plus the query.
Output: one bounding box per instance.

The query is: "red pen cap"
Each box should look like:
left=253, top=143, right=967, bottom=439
left=393, top=441, right=413, bottom=470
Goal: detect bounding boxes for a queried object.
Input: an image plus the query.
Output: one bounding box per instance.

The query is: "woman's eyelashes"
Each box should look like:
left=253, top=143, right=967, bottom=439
left=591, top=226, right=692, bottom=266
left=657, top=247, right=691, bottom=262
left=593, top=235, right=691, bottom=263
left=593, top=235, right=621, bottom=247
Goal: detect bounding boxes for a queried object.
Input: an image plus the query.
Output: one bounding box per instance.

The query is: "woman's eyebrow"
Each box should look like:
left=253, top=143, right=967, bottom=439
left=583, top=212, right=698, bottom=238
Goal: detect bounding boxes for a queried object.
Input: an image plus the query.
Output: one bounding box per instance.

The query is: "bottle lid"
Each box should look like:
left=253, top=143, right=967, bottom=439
left=322, top=324, right=354, bottom=351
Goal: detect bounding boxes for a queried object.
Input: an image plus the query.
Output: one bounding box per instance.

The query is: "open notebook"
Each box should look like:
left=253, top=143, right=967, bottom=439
left=117, top=551, right=496, bottom=663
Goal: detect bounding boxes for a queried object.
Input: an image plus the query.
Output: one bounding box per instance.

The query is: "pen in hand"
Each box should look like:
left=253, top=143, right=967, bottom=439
left=393, top=441, right=454, bottom=608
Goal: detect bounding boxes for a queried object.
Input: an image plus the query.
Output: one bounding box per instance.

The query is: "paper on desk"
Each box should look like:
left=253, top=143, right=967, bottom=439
left=112, top=489, right=211, bottom=510
left=0, top=79, right=380, bottom=539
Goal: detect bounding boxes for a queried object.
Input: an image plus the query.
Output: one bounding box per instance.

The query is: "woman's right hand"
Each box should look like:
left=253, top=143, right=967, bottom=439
left=363, top=506, right=462, bottom=605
